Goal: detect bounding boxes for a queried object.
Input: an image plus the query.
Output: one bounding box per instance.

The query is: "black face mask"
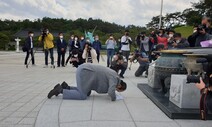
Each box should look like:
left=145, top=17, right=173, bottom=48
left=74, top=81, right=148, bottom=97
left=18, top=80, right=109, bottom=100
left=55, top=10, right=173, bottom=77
left=126, top=33, right=129, bottom=36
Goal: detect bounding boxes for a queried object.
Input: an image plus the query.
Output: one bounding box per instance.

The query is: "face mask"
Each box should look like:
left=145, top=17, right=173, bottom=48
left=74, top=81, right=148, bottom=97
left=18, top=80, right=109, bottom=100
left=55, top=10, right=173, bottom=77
left=176, top=40, right=180, bottom=43
left=71, top=37, right=74, bottom=40
left=81, top=37, right=84, bottom=40
left=95, top=38, right=99, bottom=41
left=30, top=34, right=34, bottom=37
left=59, top=36, right=63, bottom=39
left=74, top=54, right=78, bottom=57
left=159, top=33, right=162, bottom=36
left=110, top=37, right=113, bottom=39
left=75, top=38, right=78, bottom=41
left=169, top=34, right=173, bottom=38
left=46, top=30, right=49, bottom=34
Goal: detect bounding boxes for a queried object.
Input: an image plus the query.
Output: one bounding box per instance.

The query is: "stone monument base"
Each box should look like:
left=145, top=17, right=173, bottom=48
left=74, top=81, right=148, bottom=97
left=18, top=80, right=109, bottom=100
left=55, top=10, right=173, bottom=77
left=137, top=83, right=212, bottom=119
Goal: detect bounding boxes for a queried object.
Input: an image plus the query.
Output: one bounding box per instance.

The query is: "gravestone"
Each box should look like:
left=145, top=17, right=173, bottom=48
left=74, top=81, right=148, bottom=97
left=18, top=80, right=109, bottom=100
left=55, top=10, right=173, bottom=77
left=169, top=74, right=200, bottom=109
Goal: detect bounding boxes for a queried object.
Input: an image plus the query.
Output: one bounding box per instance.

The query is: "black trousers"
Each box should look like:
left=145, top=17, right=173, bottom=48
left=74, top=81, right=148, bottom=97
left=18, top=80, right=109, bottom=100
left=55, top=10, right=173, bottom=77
left=25, top=48, right=34, bottom=65
left=44, top=48, right=54, bottom=65
left=135, top=64, right=149, bottom=77
left=96, top=51, right=100, bottom=63
left=57, top=52, right=65, bottom=66
left=66, top=51, right=72, bottom=64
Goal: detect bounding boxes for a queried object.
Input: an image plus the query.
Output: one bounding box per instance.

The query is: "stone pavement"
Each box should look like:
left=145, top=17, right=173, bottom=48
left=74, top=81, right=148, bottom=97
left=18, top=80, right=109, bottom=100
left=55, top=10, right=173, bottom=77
left=0, top=51, right=211, bottom=127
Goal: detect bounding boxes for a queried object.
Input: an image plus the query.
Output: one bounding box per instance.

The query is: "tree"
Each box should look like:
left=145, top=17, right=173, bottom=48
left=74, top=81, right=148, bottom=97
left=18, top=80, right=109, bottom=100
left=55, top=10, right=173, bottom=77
left=0, top=33, right=9, bottom=50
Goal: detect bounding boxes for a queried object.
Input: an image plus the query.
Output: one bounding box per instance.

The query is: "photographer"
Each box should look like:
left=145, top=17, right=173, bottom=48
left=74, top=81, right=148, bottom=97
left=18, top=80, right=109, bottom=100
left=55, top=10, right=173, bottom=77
left=110, top=52, right=127, bottom=78
left=140, top=32, right=150, bottom=55
left=130, top=50, right=149, bottom=77
left=82, top=41, right=98, bottom=64
left=171, top=33, right=189, bottom=49
left=38, top=28, right=54, bottom=68
left=121, top=30, right=132, bottom=62
left=195, top=25, right=212, bottom=47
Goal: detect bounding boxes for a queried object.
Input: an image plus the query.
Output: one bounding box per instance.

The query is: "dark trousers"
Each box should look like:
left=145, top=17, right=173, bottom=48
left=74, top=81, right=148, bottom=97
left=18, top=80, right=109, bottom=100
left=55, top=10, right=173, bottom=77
left=135, top=64, right=149, bottom=77
left=25, top=48, right=34, bottom=65
left=57, top=52, right=65, bottom=67
left=96, top=51, right=100, bottom=63
left=107, top=49, right=115, bottom=67
left=66, top=51, right=72, bottom=64
left=44, top=48, right=54, bottom=65
left=122, top=50, right=130, bottom=62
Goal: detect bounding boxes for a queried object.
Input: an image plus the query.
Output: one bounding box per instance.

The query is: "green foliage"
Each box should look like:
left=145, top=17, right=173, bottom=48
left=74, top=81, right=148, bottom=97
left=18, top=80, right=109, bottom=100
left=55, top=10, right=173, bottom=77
left=0, top=33, right=9, bottom=50
left=174, top=26, right=193, bottom=38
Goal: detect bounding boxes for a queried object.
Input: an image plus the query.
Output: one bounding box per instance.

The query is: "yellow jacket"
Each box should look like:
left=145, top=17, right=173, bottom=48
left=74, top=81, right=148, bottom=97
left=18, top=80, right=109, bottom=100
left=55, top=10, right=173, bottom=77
left=38, top=33, right=54, bottom=49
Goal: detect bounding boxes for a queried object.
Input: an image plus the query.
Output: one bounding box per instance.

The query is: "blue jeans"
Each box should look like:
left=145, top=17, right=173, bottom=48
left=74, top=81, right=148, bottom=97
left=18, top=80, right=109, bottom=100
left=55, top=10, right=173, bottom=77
left=107, top=49, right=115, bottom=67
left=44, top=48, right=54, bottom=65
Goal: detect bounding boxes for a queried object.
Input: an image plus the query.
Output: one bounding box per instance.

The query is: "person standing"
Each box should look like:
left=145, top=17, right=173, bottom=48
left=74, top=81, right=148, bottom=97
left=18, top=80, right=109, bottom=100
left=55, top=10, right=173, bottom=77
left=24, top=31, right=35, bottom=65
left=80, top=36, right=86, bottom=51
left=140, top=32, right=150, bottom=55
left=56, top=32, right=67, bottom=67
left=121, top=30, right=132, bottom=62
left=38, top=28, right=54, bottom=68
left=157, top=29, right=168, bottom=49
left=92, top=35, right=102, bottom=63
left=65, top=34, right=75, bottom=65
left=106, top=35, right=116, bottom=67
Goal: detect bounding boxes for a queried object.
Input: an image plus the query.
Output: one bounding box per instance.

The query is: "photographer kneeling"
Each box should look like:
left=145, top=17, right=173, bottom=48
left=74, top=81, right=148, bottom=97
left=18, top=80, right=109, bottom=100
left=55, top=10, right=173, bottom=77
left=110, top=52, right=127, bottom=78
left=82, top=41, right=98, bottom=64
left=130, top=50, right=149, bottom=77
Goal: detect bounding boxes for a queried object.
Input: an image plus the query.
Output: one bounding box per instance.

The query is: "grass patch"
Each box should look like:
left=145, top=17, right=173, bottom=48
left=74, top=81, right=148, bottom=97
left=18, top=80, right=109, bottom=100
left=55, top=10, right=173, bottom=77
left=174, top=26, right=193, bottom=38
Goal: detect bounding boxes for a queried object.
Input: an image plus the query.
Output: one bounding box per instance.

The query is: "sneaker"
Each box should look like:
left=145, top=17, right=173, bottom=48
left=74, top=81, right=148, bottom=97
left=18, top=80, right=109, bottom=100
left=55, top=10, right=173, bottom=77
left=47, top=85, right=62, bottom=99
left=43, top=65, right=48, bottom=68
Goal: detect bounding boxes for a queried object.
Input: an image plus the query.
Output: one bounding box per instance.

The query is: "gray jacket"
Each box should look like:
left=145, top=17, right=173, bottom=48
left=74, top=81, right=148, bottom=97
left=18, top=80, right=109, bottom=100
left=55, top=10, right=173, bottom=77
left=77, top=63, right=120, bottom=101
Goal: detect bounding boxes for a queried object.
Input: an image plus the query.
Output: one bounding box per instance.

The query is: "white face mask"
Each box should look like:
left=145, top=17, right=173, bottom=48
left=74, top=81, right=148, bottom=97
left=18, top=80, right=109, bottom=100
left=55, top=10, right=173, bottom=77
left=74, top=54, right=78, bottom=57
left=159, top=33, right=162, bottom=36
left=193, top=30, right=197, bottom=33
left=176, top=40, right=180, bottom=43
left=95, top=38, right=99, bottom=41
left=30, top=34, right=34, bottom=37
left=59, top=36, right=63, bottom=39
left=169, top=34, right=173, bottom=38
left=46, top=30, right=49, bottom=34
left=75, top=38, right=78, bottom=41
left=81, top=37, right=84, bottom=40
left=71, top=37, right=74, bottom=40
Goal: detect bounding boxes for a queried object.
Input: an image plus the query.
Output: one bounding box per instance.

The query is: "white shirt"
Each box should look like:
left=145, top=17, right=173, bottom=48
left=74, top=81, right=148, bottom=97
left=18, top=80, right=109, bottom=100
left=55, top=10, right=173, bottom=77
left=30, top=37, right=33, bottom=48
left=121, top=35, right=132, bottom=51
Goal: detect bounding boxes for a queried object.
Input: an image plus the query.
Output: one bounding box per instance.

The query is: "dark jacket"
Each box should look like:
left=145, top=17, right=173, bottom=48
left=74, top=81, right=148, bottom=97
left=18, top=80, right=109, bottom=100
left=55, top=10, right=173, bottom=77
left=25, top=36, right=33, bottom=50
left=195, top=33, right=212, bottom=47
left=92, top=40, right=102, bottom=52
left=176, top=38, right=190, bottom=49
left=71, top=41, right=80, bottom=50
left=56, top=38, right=67, bottom=53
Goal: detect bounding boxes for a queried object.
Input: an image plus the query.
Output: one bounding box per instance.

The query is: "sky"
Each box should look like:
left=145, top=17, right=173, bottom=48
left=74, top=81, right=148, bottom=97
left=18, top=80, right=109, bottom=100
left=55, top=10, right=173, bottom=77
left=0, top=0, right=199, bottom=26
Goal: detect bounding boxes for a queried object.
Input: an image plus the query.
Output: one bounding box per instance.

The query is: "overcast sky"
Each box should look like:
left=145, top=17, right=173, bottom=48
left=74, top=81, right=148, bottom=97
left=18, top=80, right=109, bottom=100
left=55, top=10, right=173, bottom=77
left=0, top=0, right=199, bottom=26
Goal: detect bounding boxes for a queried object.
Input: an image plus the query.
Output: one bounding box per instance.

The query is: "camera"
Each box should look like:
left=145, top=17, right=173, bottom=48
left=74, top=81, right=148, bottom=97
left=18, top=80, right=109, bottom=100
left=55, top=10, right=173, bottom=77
left=187, top=58, right=209, bottom=84
left=197, top=24, right=206, bottom=32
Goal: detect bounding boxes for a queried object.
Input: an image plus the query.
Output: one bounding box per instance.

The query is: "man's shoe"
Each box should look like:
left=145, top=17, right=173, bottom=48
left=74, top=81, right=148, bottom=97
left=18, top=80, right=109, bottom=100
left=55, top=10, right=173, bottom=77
left=47, top=85, right=62, bottom=99
left=53, top=84, right=60, bottom=96
left=61, top=81, right=70, bottom=89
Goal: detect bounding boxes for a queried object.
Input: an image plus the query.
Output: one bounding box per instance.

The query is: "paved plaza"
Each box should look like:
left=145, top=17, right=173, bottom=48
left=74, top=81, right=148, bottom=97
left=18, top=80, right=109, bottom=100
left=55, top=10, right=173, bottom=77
left=0, top=51, right=211, bottom=127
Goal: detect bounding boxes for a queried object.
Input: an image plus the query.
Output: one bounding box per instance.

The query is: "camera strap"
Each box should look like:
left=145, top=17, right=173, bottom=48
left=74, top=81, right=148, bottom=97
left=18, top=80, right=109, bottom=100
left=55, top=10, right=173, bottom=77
left=199, top=86, right=212, bottom=120
left=200, top=89, right=208, bottom=120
